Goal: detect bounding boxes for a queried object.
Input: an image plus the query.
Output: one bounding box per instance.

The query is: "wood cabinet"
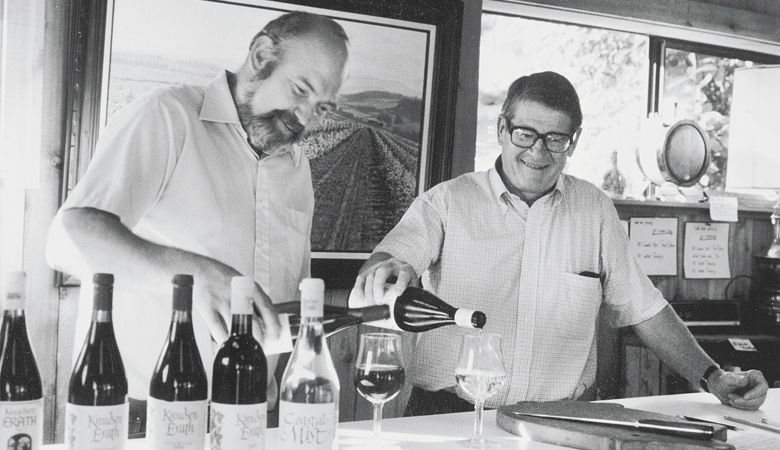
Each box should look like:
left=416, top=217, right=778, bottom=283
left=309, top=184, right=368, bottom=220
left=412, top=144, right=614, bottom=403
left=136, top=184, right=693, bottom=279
left=621, top=330, right=780, bottom=398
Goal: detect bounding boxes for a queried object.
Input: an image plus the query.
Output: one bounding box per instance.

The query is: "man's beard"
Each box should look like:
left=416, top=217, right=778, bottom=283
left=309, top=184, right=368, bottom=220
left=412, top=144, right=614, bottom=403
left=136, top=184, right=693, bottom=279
left=237, top=94, right=304, bottom=156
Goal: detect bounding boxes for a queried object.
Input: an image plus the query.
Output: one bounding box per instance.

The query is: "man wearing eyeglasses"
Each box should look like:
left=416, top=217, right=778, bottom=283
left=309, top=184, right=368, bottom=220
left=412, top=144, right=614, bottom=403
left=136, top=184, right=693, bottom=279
left=351, top=71, right=768, bottom=416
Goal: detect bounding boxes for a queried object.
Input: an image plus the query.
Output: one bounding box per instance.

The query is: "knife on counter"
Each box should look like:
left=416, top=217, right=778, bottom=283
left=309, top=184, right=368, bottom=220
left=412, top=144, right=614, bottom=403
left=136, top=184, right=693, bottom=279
left=508, top=412, right=716, bottom=440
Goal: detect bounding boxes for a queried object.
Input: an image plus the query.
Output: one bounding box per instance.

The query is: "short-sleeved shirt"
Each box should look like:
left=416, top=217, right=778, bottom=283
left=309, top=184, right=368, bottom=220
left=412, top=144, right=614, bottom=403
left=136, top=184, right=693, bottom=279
left=375, top=161, right=667, bottom=406
left=63, top=72, right=313, bottom=399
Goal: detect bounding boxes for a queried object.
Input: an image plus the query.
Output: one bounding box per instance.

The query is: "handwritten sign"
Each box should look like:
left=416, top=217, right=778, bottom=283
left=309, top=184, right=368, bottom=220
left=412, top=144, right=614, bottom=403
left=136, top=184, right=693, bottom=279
left=709, top=196, right=738, bottom=222
left=683, top=222, right=730, bottom=279
left=629, top=218, right=678, bottom=276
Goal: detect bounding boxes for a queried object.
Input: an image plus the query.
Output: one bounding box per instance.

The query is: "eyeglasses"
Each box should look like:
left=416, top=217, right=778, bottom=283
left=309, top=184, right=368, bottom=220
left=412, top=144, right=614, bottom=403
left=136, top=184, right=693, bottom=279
left=502, top=118, right=574, bottom=153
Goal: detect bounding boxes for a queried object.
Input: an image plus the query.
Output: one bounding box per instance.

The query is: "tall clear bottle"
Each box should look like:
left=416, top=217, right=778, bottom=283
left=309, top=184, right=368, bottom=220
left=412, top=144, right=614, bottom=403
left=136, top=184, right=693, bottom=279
left=66, top=273, right=128, bottom=450
left=279, top=278, right=339, bottom=449
left=210, top=276, right=267, bottom=449
left=0, top=271, right=43, bottom=449
left=147, top=274, right=208, bottom=449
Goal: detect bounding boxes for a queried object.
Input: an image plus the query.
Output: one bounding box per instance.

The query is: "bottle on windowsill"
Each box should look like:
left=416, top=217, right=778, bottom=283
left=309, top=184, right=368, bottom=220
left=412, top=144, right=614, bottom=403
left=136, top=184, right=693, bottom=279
left=601, top=150, right=627, bottom=199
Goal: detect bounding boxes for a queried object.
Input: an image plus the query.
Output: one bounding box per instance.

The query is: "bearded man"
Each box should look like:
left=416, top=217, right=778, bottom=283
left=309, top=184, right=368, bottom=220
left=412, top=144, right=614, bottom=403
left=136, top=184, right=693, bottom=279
left=46, top=11, right=349, bottom=433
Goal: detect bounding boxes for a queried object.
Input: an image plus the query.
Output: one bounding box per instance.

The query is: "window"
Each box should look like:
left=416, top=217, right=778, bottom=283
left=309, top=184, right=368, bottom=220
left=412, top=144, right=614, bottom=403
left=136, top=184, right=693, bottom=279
left=659, top=39, right=780, bottom=192
left=478, top=10, right=780, bottom=200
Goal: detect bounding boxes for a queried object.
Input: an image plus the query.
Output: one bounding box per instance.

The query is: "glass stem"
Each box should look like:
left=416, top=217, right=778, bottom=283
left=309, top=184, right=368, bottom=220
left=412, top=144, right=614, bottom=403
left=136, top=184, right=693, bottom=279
left=473, top=400, right=485, bottom=441
left=373, top=402, right=384, bottom=438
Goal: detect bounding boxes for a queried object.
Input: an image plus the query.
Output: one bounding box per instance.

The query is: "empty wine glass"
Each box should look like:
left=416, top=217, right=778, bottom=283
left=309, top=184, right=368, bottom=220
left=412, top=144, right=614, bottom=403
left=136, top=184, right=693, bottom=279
left=354, top=333, right=406, bottom=439
left=455, top=332, right=506, bottom=446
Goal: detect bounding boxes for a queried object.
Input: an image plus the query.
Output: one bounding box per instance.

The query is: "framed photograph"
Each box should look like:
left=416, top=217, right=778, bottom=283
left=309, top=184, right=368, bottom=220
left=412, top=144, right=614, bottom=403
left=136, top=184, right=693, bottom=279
left=90, top=0, right=462, bottom=287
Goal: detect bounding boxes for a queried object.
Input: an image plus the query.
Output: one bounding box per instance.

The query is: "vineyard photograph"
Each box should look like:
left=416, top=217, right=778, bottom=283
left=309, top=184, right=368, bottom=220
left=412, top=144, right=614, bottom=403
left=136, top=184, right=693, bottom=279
left=103, top=0, right=435, bottom=256
left=299, top=92, right=423, bottom=253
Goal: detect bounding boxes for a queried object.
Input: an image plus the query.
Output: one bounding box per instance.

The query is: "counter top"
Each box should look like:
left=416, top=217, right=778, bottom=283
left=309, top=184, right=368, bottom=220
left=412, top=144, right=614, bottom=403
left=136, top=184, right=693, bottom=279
left=44, top=389, right=780, bottom=449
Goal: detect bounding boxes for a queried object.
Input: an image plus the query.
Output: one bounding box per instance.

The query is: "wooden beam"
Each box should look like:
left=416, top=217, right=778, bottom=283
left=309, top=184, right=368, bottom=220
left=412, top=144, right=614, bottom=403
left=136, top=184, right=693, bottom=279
left=516, top=0, right=780, bottom=44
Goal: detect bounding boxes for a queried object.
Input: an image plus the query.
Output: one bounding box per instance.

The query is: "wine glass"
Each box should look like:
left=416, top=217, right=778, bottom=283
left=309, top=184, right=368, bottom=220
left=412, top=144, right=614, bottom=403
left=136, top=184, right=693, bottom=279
left=455, top=332, right=506, bottom=446
left=354, top=332, right=406, bottom=439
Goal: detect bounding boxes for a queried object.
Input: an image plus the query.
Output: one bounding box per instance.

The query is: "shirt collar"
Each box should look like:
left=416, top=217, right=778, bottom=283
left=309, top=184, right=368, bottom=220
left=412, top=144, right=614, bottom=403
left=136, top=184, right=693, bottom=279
left=489, top=156, right=565, bottom=212
left=199, top=71, right=302, bottom=166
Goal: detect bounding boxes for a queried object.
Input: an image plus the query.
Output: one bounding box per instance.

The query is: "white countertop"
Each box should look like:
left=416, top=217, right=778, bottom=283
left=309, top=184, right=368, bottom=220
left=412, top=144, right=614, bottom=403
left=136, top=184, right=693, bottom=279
left=45, top=389, right=780, bottom=449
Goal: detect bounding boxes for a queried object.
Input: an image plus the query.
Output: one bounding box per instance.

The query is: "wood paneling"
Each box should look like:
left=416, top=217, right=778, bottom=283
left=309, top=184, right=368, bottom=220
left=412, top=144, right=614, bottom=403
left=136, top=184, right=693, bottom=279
left=615, top=201, right=772, bottom=303
left=518, top=0, right=780, bottom=43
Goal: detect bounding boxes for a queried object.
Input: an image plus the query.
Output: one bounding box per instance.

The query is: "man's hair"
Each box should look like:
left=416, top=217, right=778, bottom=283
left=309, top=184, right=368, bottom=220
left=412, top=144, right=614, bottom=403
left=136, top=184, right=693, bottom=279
left=248, top=11, right=348, bottom=80
left=501, top=71, right=582, bottom=131
left=250, top=11, right=348, bottom=53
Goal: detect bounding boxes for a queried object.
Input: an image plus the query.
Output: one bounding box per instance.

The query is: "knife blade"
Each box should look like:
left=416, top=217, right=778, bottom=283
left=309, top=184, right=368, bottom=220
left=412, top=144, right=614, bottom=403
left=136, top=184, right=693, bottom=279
left=508, top=412, right=715, bottom=440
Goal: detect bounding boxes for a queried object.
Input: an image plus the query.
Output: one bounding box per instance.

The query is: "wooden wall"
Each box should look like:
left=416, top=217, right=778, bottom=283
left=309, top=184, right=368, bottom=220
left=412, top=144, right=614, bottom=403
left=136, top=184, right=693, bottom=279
left=595, top=200, right=774, bottom=399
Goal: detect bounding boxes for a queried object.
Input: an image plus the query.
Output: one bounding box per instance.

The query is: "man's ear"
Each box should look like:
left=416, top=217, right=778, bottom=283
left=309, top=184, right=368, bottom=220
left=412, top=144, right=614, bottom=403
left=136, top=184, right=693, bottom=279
left=496, top=115, right=506, bottom=143
left=567, top=127, right=582, bottom=157
left=249, top=34, right=278, bottom=75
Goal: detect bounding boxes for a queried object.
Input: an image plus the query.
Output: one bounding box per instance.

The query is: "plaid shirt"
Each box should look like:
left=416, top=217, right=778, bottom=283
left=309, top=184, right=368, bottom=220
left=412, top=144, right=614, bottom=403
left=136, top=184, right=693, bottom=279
left=375, top=163, right=667, bottom=406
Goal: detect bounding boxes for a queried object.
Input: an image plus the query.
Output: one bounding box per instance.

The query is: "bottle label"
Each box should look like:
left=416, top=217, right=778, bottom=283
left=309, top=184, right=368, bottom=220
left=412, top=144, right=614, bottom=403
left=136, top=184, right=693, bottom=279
left=209, top=402, right=266, bottom=449
left=64, top=402, right=128, bottom=449
left=146, top=398, right=207, bottom=449
left=278, top=401, right=336, bottom=449
left=0, top=399, right=43, bottom=450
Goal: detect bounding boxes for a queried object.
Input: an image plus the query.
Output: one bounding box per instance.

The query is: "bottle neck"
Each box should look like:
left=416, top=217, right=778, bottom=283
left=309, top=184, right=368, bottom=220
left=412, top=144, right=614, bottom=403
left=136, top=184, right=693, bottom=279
left=1, top=310, right=29, bottom=338
left=91, top=309, right=112, bottom=323
left=171, top=309, right=193, bottom=323
left=230, top=314, right=252, bottom=335
left=299, top=315, right=324, bottom=347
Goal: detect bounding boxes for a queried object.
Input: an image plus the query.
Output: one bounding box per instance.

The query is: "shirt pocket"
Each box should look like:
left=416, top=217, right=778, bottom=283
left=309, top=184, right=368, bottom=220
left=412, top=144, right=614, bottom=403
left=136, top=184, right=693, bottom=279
left=552, top=272, right=603, bottom=339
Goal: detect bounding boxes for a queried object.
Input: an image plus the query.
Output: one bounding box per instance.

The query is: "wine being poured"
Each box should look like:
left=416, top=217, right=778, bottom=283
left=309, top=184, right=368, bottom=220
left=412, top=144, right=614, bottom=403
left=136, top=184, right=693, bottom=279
left=278, top=286, right=486, bottom=342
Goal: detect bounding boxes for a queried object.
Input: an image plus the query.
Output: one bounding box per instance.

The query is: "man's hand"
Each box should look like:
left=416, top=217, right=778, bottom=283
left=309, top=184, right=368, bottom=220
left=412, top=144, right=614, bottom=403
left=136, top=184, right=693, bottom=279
left=350, top=252, right=417, bottom=307
left=708, top=369, right=768, bottom=410
left=193, top=262, right=280, bottom=346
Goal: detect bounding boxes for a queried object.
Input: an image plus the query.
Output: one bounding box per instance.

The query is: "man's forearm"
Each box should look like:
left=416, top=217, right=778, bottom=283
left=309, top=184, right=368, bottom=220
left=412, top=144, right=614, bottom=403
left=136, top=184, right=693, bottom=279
left=632, top=305, right=717, bottom=386
left=47, top=207, right=226, bottom=290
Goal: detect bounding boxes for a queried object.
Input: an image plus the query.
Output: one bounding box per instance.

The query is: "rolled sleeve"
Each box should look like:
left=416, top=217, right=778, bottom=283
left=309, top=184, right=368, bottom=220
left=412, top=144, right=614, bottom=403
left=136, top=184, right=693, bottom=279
left=62, top=92, right=178, bottom=228
left=374, top=189, right=447, bottom=277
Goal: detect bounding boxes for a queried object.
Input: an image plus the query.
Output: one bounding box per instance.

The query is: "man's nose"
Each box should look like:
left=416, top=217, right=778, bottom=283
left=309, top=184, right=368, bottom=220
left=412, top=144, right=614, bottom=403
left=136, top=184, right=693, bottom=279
left=527, top=137, right=548, bottom=156
left=294, top=99, right=324, bottom=128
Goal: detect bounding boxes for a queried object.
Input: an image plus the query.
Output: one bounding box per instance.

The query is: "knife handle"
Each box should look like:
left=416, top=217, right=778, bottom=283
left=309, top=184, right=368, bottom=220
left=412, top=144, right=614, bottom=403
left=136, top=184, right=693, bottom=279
left=637, top=419, right=714, bottom=440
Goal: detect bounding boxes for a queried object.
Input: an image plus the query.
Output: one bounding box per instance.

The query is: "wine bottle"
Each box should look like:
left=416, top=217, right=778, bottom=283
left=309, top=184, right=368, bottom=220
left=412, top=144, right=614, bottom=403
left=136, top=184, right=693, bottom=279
left=392, top=287, right=487, bottom=332
left=210, top=276, right=267, bottom=449
left=66, top=273, right=128, bottom=450
left=278, top=278, right=339, bottom=449
left=0, top=271, right=43, bottom=449
left=276, top=302, right=390, bottom=339
left=147, top=274, right=208, bottom=449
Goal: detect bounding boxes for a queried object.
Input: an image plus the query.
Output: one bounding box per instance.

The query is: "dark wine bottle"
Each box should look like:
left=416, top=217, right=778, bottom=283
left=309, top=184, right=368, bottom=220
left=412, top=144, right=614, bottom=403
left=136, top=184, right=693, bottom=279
left=277, top=302, right=390, bottom=340
left=66, top=273, right=128, bottom=449
left=0, top=271, right=43, bottom=448
left=392, top=287, right=487, bottom=332
left=279, top=278, right=339, bottom=448
left=210, top=276, right=267, bottom=449
left=147, top=274, right=208, bottom=449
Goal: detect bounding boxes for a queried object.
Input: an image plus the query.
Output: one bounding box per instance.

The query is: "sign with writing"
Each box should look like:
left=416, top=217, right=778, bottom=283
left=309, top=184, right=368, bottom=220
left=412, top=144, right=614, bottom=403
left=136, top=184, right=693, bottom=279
left=684, top=222, right=730, bottom=279
left=728, top=338, right=757, bottom=352
left=709, top=196, right=739, bottom=222
left=629, top=218, right=678, bottom=276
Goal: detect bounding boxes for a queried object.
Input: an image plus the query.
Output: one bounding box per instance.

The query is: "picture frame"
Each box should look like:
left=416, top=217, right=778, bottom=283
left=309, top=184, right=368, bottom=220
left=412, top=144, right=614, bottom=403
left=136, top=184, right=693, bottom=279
left=67, top=0, right=462, bottom=289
